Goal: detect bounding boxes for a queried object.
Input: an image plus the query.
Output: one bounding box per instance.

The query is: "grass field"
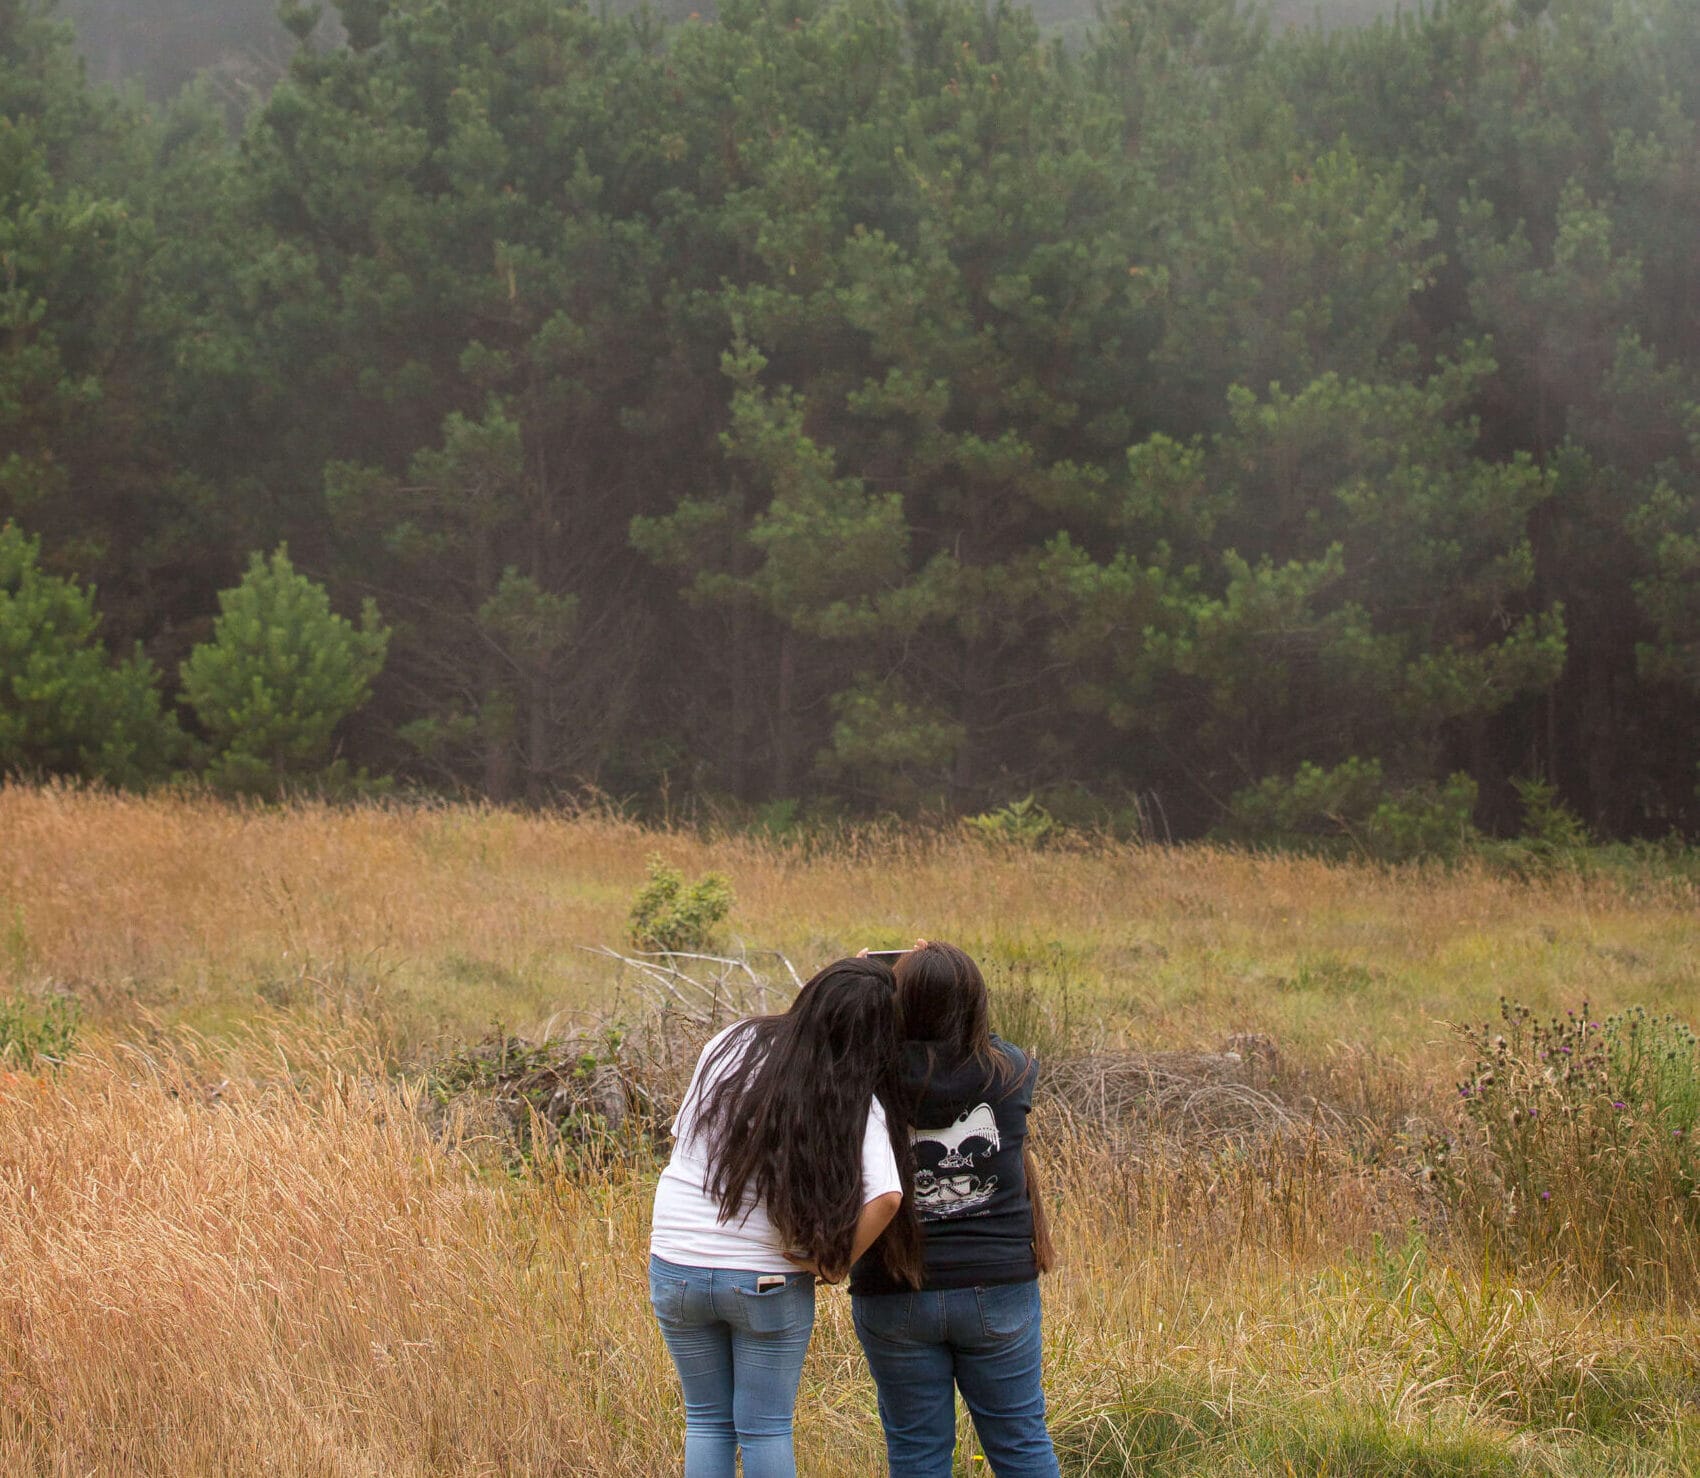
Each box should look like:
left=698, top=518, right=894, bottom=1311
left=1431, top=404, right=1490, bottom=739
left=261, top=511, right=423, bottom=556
left=3, top=785, right=1700, bottom=1474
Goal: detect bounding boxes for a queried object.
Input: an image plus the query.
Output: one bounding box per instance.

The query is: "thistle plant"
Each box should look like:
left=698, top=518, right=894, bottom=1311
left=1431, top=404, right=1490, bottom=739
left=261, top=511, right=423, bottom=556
left=1451, top=998, right=1700, bottom=1294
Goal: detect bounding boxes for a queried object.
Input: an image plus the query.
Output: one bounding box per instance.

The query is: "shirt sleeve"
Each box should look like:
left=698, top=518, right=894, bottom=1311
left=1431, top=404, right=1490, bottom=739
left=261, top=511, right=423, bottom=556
left=860, top=1096, right=903, bottom=1202
left=670, top=1024, right=738, bottom=1139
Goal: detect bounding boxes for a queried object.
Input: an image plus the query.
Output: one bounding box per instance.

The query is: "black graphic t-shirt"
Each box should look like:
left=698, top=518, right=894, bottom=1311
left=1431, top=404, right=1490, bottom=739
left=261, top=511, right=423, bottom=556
left=850, top=1036, right=1038, bottom=1295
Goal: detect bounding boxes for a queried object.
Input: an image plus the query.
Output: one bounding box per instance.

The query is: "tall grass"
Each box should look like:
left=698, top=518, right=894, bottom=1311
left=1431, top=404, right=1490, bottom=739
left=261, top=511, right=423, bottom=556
left=3, top=785, right=1700, bottom=1472
left=0, top=1030, right=678, bottom=1474
left=3, top=1035, right=1695, bottom=1474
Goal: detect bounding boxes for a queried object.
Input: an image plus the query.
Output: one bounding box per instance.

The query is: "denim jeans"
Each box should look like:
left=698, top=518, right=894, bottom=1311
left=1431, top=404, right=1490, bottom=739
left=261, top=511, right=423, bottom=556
left=649, top=1253, right=816, bottom=1478
left=852, top=1279, right=1060, bottom=1478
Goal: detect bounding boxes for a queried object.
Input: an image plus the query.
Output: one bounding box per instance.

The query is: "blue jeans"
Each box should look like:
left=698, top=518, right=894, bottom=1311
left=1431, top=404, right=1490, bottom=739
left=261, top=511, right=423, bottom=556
left=649, top=1254, right=816, bottom=1478
left=852, top=1280, right=1059, bottom=1478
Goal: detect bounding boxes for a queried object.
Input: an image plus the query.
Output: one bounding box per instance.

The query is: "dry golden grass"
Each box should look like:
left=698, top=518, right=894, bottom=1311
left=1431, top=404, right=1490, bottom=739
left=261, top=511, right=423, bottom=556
left=0, top=1030, right=681, bottom=1475
left=4, top=785, right=1700, bottom=1474
left=3, top=784, right=1696, bottom=1059
left=4, top=1037, right=1696, bottom=1475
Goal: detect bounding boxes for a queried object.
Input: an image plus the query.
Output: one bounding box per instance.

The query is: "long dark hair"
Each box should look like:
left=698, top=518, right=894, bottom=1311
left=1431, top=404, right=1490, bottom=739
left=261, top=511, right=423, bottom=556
left=693, top=957, right=922, bottom=1285
left=893, top=940, right=1019, bottom=1090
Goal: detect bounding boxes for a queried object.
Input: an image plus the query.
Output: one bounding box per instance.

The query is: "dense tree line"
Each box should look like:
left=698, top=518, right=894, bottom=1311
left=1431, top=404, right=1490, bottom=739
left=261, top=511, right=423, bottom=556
left=4, top=0, right=1700, bottom=842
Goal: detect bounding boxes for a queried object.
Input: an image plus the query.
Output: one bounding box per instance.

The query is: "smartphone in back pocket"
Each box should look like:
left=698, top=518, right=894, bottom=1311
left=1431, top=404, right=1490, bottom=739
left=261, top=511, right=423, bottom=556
left=756, top=1274, right=787, bottom=1292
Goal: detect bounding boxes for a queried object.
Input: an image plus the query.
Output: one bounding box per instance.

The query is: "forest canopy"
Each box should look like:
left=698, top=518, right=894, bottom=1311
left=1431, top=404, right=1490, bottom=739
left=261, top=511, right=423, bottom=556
left=5, top=0, right=1700, bottom=843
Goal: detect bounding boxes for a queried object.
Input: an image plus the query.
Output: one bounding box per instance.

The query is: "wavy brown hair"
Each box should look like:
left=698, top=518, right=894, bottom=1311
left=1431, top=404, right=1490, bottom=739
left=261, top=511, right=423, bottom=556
left=693, top=958, right=922, bottom=1285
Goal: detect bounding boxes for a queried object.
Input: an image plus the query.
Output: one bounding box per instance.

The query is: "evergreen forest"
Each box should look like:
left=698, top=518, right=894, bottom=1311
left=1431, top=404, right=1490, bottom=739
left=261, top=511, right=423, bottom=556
left=6, top=0, right=1700, bottom=847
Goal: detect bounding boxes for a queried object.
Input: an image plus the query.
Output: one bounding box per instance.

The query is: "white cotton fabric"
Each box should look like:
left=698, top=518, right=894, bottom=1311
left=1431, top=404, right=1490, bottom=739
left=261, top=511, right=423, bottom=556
left=650, top=1022, right=903, bottom=1272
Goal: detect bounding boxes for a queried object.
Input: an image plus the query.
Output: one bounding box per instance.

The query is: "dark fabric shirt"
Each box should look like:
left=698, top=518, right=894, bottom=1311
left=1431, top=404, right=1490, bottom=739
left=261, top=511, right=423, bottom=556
left=850, top=1036, right=1038, bottom=1295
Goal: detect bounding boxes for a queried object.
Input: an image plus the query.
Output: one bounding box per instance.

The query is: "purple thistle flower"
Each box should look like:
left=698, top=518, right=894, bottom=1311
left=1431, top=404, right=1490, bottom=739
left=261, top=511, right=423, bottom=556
left=1613, top=1101, right=1626, bottom=1110
left=1539, top=1191, right=1551, bottom=1202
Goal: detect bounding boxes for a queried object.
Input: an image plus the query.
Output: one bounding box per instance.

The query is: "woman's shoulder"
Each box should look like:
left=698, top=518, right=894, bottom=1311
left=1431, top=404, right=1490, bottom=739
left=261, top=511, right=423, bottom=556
left=691, top=1019, right=761, bottom=1077
left=702, top=1020, right=754, bottom=1052
left=989, top=1036, right=1039, bottom=1100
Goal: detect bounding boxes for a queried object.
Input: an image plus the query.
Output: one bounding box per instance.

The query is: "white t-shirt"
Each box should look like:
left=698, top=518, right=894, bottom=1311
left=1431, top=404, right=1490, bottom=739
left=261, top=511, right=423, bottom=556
left=650, top=1022, right=903, bottom=1272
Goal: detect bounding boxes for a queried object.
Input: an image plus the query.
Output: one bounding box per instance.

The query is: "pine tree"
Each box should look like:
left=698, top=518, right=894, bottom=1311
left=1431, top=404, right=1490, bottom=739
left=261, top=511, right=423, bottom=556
left=0, top=523, right=181, bottom=785
left=179, top=546, right=388, bottom=793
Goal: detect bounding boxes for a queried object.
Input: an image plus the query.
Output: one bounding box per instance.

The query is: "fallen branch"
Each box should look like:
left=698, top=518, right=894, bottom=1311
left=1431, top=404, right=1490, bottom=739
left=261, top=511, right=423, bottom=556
left=577, top=944, right=799, bottom=1026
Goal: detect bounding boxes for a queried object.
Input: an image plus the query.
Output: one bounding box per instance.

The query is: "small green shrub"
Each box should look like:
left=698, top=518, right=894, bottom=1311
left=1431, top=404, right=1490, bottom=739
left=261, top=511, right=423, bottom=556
left=627, top=855, right=734, bottom=953
left=1450, top=997, right=1700, bottom=1292
left=750, top=797, right=802, bottom=840
left=965, top=794, right=1057, bottom=848
left=0, top=992, right=80, bottom=1069
left=1511, top=776, right=1592, bottom=856
left=1223, top=758, right=1477, bottom=862
left=1365, top=772, right=1479, bottom=861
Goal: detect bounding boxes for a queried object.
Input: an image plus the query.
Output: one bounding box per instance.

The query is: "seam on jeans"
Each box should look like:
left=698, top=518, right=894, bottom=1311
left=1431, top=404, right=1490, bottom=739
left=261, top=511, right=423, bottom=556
left=867, top=1293, right=907, bottom=1342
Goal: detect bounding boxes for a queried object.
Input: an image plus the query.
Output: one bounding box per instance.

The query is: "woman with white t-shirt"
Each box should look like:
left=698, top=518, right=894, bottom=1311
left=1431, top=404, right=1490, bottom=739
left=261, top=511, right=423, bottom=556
left=649, top=956, right=922, bottom=1478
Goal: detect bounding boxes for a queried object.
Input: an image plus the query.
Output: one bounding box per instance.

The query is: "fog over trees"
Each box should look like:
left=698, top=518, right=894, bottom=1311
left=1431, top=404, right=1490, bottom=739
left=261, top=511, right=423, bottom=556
left=6, top=0, right=1700, bottom=847
left=58, top=0, right=1403, bottom=97
left=61, top=0, right=322, bottom=97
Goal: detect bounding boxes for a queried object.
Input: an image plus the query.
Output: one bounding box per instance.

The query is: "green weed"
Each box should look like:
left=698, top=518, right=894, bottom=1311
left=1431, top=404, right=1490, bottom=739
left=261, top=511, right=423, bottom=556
left=0, top=991, right=80, bottom=1069
left=627, top=855, right=734, bottom=954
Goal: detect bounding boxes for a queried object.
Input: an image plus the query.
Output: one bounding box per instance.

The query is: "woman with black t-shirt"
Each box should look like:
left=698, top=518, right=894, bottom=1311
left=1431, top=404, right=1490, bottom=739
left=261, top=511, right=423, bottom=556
left=849, top=940, right=1060, bottom=1478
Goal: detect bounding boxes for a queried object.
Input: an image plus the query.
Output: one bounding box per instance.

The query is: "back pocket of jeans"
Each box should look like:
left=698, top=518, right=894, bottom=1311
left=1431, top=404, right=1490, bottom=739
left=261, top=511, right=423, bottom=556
left=649, top=1267, right=689, bottom=1325
left=734, top=1278, right=812, bottom=1335
left=977, top=1281, right=1038, bottom=1340
left=852, top=1293, right=911, bottom=1344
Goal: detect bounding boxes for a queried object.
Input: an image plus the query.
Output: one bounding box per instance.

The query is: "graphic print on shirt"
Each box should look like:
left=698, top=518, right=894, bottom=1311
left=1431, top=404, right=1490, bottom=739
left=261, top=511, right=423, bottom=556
left=911, top=1102, right=1000, bottom=1218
